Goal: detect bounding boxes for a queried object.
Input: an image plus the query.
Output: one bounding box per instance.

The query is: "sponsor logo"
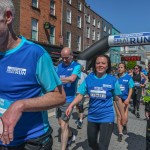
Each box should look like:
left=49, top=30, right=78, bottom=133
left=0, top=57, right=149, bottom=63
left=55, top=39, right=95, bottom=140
left=103, top=84, right=112, bottom=88
left=6, top=66, right=26, bottom=75
left=123, top=80, right=128, bottom=82
left=67, top=68, right=73, bottom=71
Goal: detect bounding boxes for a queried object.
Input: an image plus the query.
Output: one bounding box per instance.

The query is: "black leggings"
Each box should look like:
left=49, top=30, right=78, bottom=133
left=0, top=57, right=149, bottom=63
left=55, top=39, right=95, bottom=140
left=87, top=121, right=114, bottom=150
left=132, top=87, right=142, bottom=111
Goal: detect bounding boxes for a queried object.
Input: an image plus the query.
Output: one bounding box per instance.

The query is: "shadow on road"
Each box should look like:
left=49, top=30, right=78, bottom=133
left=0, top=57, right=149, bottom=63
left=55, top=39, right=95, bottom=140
left=71, top=139, right=91, bottom=150
left=125, top=132, right=146, bottom=150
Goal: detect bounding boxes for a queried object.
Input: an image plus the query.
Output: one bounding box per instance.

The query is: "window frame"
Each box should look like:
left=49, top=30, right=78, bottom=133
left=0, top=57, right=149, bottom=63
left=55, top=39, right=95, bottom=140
left=66, top=10, right=72, bottom=24
left=77, top=36, right=81, bottom=51
left=32, top=0, right=39, bottom=8
left=77, top=16, right=81, bottom=28
left=66, top=31, right=71, bottom=48
left=50, top=26, right=55, bottom=45
left=31, top=18, right=38, bottom=41
left=50, top=0, right=55, bottom=16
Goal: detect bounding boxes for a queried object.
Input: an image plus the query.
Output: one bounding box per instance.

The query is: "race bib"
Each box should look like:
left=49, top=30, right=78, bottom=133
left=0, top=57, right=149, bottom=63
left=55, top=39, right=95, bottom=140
left=120, top=85, right=125, bottom=91
left=90, top=89, right=106, bottom=99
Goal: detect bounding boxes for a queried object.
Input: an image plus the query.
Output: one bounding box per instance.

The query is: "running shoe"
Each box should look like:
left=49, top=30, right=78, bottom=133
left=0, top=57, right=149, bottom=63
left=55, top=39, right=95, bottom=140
left=67, top=133, right=76, bottom=146
left=136, top=112, right=140, bottom=118
left=77, top=121, right=83, bottom=129
left=75, top=119, right=79, bottom=124
left=118, top=134, right=123, bottom=142
left=123, top=125, right=127, bottom=135
left=132, top=109, right=135, bottom=114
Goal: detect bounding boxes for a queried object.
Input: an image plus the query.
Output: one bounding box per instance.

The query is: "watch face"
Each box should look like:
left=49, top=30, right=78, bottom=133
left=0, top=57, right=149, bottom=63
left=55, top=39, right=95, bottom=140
left=0, top=118, right=3, bottom=135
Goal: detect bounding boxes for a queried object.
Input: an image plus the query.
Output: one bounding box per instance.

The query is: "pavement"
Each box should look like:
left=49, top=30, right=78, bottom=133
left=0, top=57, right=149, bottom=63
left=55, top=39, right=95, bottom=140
left=48, top=100, right=146, bottom=150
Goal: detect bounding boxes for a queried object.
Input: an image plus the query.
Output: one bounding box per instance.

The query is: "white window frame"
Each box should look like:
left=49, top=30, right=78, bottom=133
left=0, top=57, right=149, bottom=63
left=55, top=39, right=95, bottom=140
left=66, top=10, right=71, bottom=24
left=67, top=0, right=71, bottom=4
left=93, top=18, right=96, bottom=26
left=78, top=2, right=82, bottom=11
left=97, top=21, right=100, bottom=28
left=31, top=18, right=38, bottom=41
left=87, top=14, right=90, bottom=23
left=77, top=36, right=81, bottom=51
left=50, top=26, right=55, bottom=45
left=92, top=30, right=95, bottom=40
left=97, top=32, right=100, bottom=40
left=104, top=25, right=106, bottom=32
left=66, top=32, right=71, bottom=48
left=108, top=29, right=111, bottom=34
left=50, top=1, right=55, bottom=16
left=87, top=27, right=90, bottom=38
left=32, top=0, right=38, bottom=8
left=77, top=16, right=81, bottom=28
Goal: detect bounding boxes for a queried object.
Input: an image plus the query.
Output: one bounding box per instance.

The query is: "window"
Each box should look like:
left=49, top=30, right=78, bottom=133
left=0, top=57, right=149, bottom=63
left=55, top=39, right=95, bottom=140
left=108, top=29, right=111, bottom=34
left=93, top=18, right=96, bottom=26
left=50, top=26, right=55, bottom=45
left=97, top=32, right=100, bottom=40
left=92, top=30, right=95, bottom=40
left=31, top=18, right=38, bottom=41
left=87, top=27, right=90, bottom=38
left=66, top=10, right=71, bottom=23
left=66, top=32, right=71, bottom=48
left=86, top=14, right=90, bottom=23
left=78, top=2, right=82, bottom=11
left=32, top=0, right=38, bottom=8
left=67, top=0, right=71, bottom=4
left=77, top=36, right=81, bottom=51
left=97, top=21, right=100, bottom=28
left=104, top=25, right=106, bottom=32
left=77, top=16, right=81, bottom=28
left=50, top=1, right=55, bottom=16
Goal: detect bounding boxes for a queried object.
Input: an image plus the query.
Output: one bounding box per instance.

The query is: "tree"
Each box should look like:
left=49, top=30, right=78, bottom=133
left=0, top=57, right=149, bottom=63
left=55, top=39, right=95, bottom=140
left=126, top=61, right=137, bottom=69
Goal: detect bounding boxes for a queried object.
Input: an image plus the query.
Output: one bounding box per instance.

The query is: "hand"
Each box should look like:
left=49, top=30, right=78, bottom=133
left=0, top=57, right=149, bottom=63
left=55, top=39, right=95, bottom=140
left=66, top=106, right=73, bottom=117
left=145, top=112, right=150, bottom=120
left=121, top=116, right=127, bottom=126
left=124, top=99, right=130, bottom=105
left=0, top=101, right=23, bottom=145
left=140, top=84, right=145, bottom=87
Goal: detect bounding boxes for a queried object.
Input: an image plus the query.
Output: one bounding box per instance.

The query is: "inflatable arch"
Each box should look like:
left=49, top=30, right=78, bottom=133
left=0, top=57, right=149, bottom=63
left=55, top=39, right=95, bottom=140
left=78, top=32, right=150, bottom=69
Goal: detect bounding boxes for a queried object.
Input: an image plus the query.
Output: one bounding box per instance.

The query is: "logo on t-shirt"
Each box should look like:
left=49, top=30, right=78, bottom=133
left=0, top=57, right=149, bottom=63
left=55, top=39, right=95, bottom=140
left=6, top=66, right=27, bottom=75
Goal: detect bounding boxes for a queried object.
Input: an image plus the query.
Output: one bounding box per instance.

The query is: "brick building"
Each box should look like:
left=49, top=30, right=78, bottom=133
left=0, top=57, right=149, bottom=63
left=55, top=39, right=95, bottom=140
left=62, top=0, right=85, bottom=54
left=13, top=0, right=62, bottom=61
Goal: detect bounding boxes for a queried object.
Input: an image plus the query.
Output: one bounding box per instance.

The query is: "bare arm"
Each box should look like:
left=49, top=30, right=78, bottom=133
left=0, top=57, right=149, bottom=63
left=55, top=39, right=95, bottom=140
left=0, top=85, right=66, bottom=144
left=61, top=74, right=77, bottom=83
left=20, top=85, right=66, bottom=111
left=141, top=72, right=148, bottom=85
left=66, top=94, right=84, bottom=116
left=124, top=88, right=133, bottom=105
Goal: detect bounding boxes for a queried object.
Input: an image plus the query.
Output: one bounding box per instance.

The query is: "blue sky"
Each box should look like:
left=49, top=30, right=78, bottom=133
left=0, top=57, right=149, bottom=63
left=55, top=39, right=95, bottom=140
left=86, top=0, right=150, bottom=34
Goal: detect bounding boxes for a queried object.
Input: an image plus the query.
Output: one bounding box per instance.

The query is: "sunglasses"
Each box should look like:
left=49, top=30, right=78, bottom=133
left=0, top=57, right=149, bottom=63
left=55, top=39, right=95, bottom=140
left=134, top=68, right=138, bottom=70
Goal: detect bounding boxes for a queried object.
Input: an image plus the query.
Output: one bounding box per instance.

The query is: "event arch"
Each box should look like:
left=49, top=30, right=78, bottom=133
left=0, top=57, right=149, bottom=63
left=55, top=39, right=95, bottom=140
left=77, top=32, right=150, bottom=69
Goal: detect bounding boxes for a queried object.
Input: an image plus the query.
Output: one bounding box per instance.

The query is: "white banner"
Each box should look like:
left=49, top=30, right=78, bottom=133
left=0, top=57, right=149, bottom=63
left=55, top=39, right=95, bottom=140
left=108, top=32, right=150, bottom=47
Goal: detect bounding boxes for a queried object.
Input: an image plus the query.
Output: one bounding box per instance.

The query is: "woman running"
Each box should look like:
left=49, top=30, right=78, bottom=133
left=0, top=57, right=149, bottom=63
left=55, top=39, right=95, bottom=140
left=131, top=65, right=148, bottom=118
left=114, top=63, right=134, bottom=142
left=66, top=55, right=126, bottom=150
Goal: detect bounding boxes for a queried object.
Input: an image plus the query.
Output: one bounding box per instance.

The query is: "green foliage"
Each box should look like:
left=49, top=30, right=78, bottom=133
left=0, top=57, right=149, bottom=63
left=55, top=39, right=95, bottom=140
left=143, top=84, right=150, bottom=103
left=126, top=61, right=137, bottom=69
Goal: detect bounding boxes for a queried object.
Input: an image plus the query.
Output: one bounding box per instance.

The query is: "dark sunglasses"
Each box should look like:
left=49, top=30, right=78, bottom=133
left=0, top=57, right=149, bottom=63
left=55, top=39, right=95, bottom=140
left=134, top=68, right=138, bottom=70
